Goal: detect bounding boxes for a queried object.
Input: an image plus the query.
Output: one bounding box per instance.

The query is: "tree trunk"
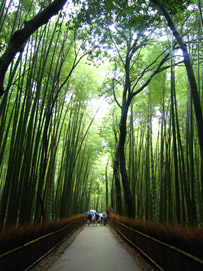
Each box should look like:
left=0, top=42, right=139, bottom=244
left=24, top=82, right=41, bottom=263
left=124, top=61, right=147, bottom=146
left=170, top=38, right=181, bottom=224
left=105, top=161, right=109, bottom=209
left=113, top=150, right=123, bottom=215
left=129, top=103, right=136, bottom=213
left=118, top=103, right=135, bottom=218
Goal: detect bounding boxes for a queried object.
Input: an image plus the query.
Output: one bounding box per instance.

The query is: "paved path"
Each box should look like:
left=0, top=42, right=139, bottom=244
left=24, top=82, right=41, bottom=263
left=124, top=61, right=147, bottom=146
left=48, top=225, right=144, bottom=271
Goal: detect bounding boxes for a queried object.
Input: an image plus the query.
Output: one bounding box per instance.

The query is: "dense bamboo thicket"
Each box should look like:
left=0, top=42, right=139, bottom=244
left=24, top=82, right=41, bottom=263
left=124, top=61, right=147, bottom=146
left=102, top=1, right=203, bottom=226
left=121, top=49, right=203, bottom=225
left=0, top=0, right=203, bottom=230
left=0, top=1, right=104, bottom=228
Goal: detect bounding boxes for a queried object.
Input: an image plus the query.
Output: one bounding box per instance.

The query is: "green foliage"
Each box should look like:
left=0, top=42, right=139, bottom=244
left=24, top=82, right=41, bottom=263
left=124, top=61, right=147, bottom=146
left=0, top=0, right=202, bottom=228
left=159, top=0, right=193, bottom=14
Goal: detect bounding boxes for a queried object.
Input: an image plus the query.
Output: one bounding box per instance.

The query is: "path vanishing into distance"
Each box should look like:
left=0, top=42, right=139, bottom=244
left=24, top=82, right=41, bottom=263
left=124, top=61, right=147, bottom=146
left=31, top=225, right=154, bottom=271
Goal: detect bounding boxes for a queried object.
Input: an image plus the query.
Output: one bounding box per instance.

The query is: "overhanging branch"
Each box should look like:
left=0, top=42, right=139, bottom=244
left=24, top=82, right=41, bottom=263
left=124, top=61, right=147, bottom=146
left=0, top=0, right=68, bottom=97
left=132, top=51, right=169, bottom=97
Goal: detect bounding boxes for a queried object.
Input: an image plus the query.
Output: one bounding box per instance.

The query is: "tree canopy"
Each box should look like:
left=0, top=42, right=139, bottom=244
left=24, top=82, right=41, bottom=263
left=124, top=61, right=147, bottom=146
left=0, top=0, right=203, bottom=228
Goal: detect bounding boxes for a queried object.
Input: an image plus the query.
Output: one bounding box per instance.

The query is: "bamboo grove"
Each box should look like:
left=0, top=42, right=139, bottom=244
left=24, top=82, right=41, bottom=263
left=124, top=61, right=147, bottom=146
left=0, top=1, right=105, bottom=228
left=0, top=0, right=203, bottom=229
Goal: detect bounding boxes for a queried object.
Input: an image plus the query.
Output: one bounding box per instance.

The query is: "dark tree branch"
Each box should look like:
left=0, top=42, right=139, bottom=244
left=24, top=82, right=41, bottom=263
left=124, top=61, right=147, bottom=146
left=198, top=0, right=203, bottom=31
left=131, top=49, right=170, bottom=95
left=108, top=28, right=125, bottom=68
left=132, top=52, right=169, bottom=98
left=0, top=0, right=68, bottom=96
left=112, top=81, right=122, bottom=109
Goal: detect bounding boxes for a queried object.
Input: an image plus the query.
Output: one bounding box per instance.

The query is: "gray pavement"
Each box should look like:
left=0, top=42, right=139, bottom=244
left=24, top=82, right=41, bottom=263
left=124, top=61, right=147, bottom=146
left=48, top=225, right=143, bottom=271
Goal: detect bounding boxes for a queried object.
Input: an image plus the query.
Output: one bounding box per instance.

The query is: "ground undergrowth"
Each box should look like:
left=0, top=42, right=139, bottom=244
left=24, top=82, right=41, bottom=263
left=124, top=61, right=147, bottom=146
left=0, top=214, right=86, bottom=254
left=110, top=214, right=203, bottom=260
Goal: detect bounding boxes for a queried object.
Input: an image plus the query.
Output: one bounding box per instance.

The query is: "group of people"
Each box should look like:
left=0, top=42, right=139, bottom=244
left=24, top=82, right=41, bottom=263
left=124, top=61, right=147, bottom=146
left=87, top=212, right=107, bottom=226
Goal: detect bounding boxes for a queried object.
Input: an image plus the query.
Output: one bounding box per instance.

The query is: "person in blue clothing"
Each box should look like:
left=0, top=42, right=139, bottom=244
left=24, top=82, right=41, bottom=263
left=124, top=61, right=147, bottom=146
left=101, top=213, right=107, bottom=225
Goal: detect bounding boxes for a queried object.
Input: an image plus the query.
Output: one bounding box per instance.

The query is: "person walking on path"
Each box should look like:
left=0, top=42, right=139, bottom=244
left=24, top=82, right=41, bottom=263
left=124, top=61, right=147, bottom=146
left=87, top=214, right=92, bottom=225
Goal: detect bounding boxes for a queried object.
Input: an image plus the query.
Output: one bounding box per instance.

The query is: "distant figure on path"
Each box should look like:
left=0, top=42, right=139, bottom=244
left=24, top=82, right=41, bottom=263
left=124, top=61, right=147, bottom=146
left=87, top=214, right=92, bottom=225
left=91, top=214, right=96, bottom=225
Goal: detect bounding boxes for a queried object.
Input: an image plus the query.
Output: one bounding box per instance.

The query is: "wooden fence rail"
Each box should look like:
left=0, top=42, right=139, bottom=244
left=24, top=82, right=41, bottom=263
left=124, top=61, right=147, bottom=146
left=109, top=217, right=203, bottom=271
left=0, top=218, right=85, bottom=270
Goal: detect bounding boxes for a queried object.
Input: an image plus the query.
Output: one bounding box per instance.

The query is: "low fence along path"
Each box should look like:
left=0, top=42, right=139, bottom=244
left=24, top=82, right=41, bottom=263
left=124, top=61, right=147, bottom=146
left=48, top=225, right=145, bottom=271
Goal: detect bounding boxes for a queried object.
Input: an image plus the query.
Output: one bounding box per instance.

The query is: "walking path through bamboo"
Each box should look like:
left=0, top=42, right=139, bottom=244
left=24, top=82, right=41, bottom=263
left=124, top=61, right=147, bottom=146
left=48, top=225, right=147, bottom=271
